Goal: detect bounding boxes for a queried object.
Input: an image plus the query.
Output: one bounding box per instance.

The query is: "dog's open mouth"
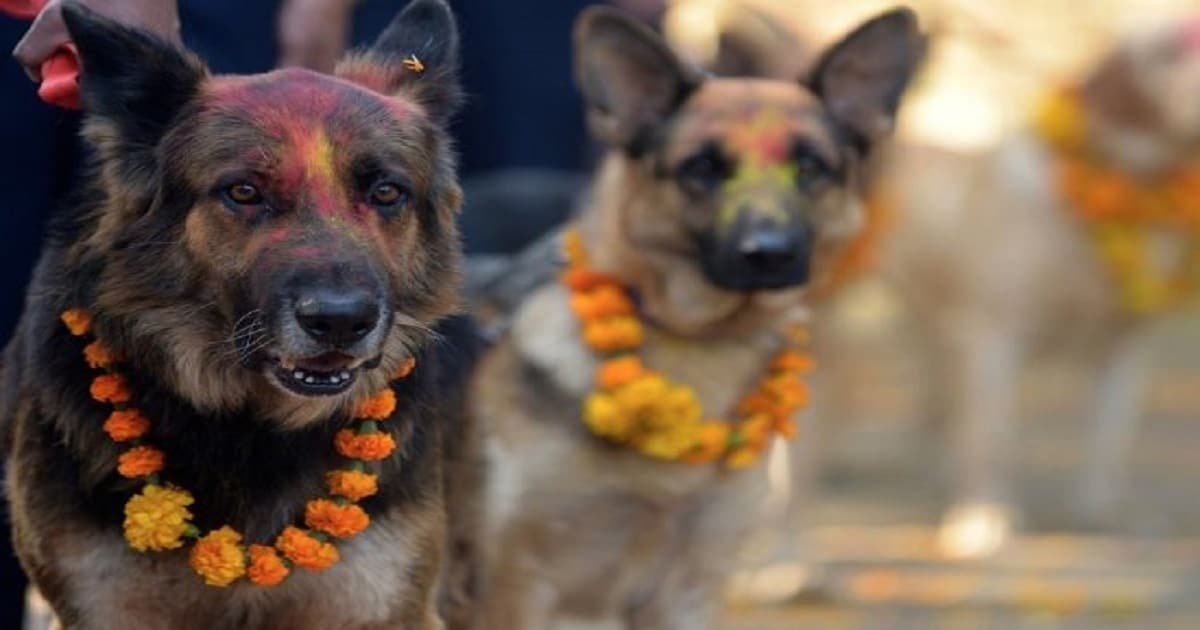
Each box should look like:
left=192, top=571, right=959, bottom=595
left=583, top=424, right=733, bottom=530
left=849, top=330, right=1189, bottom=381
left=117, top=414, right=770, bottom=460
left=269, top=353, right=363, bottom=397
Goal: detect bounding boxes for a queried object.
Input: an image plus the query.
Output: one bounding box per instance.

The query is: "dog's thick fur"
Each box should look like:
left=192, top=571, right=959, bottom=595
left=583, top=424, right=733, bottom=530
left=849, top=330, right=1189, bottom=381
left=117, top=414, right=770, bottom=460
left=866, top=21, right=1200, bottom=556
left=472, top=7, right=924, bottom=628
left=1, top=1, right=479, bottom=628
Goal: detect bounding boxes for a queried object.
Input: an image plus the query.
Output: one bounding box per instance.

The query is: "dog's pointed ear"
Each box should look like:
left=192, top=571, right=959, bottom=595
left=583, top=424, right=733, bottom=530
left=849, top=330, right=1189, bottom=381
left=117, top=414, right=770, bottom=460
left=574, top=7, right=702, bottom=155
left=62, top=3, right=205, bottom=156
left=337, top=0, right=461, bottom=122
left=808, top=8, right=925, bottom=144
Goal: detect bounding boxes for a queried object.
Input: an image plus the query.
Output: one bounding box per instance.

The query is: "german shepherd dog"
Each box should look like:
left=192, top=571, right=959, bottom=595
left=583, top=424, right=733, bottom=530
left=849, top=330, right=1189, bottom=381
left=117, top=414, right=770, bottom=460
left=472, top=7, right=924, bottom=628
left=2, top=1, right=475, bottom=628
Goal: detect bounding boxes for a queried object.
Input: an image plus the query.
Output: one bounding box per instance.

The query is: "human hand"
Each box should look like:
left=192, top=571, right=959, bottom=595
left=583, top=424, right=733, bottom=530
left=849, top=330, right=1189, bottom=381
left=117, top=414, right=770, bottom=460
left=278, top=0, right=357, bottom=73
left=13, top=0, right=181, bottom=81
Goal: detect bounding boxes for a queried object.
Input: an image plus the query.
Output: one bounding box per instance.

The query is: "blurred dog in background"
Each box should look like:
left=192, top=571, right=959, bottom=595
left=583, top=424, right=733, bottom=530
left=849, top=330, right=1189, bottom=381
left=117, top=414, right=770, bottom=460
left=470, top=6, right=924, bottom=628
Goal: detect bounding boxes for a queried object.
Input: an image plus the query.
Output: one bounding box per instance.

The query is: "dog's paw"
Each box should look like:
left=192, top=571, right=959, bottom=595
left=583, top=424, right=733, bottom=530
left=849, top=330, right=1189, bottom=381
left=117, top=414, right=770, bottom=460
left=937, top=502, right=1015, bottom=559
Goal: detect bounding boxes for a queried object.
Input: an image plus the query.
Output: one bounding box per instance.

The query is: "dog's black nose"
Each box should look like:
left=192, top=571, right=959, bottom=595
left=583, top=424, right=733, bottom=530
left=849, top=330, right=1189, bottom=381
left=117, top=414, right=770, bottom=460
left=738, top=228, right=803, bottom=271
left=294, top=289, right=380, bottom=345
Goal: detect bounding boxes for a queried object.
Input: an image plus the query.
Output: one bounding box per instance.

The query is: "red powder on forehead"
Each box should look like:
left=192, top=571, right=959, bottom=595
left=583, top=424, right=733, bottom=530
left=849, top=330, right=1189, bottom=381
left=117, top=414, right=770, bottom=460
left=726, top=109, right=793, bottom=166
left=207, top=68, right=412, bottom=127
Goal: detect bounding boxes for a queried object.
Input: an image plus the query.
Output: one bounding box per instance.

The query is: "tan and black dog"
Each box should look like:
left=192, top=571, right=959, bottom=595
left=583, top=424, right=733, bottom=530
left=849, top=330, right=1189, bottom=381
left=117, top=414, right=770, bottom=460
left=1, top=1, right=479, bottom=628
left=472, top=7, right=924, bottom=628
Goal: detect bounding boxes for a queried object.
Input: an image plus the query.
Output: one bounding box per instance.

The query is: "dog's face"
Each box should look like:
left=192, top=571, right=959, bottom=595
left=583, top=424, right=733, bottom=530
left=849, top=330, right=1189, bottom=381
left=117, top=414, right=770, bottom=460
left=1085, top=17, right=1200, bottom=167
left=575, top=8, right=923, bottom=293
left=64, top=0, right=462, bottom=420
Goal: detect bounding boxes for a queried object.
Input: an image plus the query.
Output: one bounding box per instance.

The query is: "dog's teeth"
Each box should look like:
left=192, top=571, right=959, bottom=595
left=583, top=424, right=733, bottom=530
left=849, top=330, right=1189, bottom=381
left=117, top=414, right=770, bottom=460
left=304, top=376, right=316, bottom=384
left=293, top=370, right=305, bottom=380
left=339, top=371, right=351, bottom=379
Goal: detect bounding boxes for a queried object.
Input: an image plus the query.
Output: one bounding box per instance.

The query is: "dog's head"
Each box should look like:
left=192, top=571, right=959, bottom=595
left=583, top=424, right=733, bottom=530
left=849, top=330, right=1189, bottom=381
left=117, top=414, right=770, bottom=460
left=1083, top=17, right=1200, bottom=171
left=575, top=7, right=923, bottom=296
left=64, top=0, right=462, bottom=424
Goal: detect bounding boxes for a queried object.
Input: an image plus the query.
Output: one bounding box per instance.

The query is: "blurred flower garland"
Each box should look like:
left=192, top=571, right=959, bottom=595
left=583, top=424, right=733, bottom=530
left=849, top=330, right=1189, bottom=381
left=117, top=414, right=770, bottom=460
left=1036, top=89, right=1200, bottom=314
left=62, top=308, right=417, bottom=587
left=561, top=230, right=813, bottom=469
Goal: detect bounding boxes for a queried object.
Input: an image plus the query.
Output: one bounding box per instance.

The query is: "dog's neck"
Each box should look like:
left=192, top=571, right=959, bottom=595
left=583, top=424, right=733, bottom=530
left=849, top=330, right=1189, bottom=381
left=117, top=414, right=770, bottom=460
left=576, top=154, right=808, bottom=340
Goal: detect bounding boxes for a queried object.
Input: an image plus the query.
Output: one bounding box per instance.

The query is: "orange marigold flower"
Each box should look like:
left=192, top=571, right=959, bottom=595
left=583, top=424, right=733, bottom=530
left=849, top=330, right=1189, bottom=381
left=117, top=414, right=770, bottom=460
left=562, top=268, right=615, bottom=292
left=582, top=317, right=643, bottom=353
left=335, top=429, right=397, bottom=461
left=305, top=499, right=370, bottom=539
left=247, top=544, right=290, bottom=586
left=562, top=230, right=588, bottom=267
left=326, top=469, right=378, bottom=501
left=393, top=357, right=417, bottom=380
left=84, top=340, right=121, bottom=369
left=61, top=309, right=92, bottom=336
left=570, top=285, right=635, bottom=321
left=775, top=417, right=799, bottom=440
left=770, top=351, right=815, bottom=375
left=275, top=526, right=339, bottom=571
left=595, top=356, right=648, bottom=390
left=91, top=373, right=132, bottom=404
left=103, top=409, right=150, bottom=442
left=189, top=526, right=246, bottom=587
left=736, top=414, right=773, bottom=449
left=117, top=446, right=165, bottom=478
left=683, top=422, right=731, bottom=464
left=353, top=389, right=396, bottom=420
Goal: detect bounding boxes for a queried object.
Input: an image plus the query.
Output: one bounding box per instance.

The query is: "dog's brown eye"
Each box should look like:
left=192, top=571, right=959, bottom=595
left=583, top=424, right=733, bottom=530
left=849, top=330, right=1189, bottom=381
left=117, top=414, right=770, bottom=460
left=226, top=183, right=263, bottom=205
left=370, top=183, right=408, bottom=206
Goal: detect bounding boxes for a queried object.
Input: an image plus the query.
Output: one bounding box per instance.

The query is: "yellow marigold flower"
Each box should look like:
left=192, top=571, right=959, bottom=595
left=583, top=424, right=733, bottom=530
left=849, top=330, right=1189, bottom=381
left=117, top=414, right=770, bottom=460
left=612, top=374, right=668, bottom=410
left=334, top=429, right=397, bottom=461
left=726, top=446, right=761, bottom=470
left=123, top=484, right=194, bottom=551
left=247, top=544, right=290, bottom=586
left=91, top=373, right=132, bottom=404
left=61, top=309, right=92, bottom=336
left=353, top=389, right=396, bottom=420
left=326, top=469, right=378, bottom=502
left=583, top=393, right=633, bottom=440
left=305, top=499, right=370, bottom=539
left=83, top=340, right=121, bottom=369
left=683, top=422, right=730, bottom=464
left=189, top=526, right=246, bottom=587
left=562, top=230, right=588, bottom=267
left=275, top=526, right=339, bottom=571
left=103, top=409, right=150, bottom=442
left=637, top=424, right=698, bottom=460
left=117, top=446, right=165, bottom=478
left=393, top=357, right=417, bottom=380
left=595, top=356, right=647, bottom=390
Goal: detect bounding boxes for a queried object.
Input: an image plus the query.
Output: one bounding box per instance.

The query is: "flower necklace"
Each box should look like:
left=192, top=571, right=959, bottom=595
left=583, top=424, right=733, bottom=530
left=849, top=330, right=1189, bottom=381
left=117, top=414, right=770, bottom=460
left=1035, top=88, right=1200, bottom=314
left=560, top=230, right=814, bottom=469
left=61, top=308, right=416, bottom=588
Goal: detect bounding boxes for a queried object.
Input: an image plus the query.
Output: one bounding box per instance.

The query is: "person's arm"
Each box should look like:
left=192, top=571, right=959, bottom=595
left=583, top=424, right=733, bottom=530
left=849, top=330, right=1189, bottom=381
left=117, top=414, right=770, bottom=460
left=12, top=0, right=180, bottom=81
left=277, top=0, right=359, bottom=73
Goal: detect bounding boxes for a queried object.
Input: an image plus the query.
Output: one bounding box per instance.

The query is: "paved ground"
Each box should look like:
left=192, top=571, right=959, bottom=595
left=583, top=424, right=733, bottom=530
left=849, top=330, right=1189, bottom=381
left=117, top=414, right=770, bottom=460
left=721, top=306, right=1200, bottom=629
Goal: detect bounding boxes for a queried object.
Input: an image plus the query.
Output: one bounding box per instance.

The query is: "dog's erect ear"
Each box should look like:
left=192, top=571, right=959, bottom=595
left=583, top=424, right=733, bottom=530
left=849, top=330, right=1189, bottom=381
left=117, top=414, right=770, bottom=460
left=338, top=0, right=461, bottom=122
left=808, top=8, right=925, bottom=144
left=62, top=3, right=205, bottom=156
left=574, top=7, right=701, bottom=154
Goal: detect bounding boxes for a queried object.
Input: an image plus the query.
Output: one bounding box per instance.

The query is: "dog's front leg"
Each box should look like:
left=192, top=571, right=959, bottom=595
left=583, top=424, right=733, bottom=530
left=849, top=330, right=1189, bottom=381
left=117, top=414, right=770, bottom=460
left=938, top=323, right=1024, bottom=559
left=1076, top=328, right=1150, bottom=523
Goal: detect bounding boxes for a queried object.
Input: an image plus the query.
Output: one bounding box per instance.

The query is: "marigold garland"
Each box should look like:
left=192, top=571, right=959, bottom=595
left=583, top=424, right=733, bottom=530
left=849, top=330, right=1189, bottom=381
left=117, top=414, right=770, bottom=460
left=63, top=310, right=416, bottom=587
left=1035, top=88, right=1200, bottom=314
left=562, top=230, right=813, bottom=469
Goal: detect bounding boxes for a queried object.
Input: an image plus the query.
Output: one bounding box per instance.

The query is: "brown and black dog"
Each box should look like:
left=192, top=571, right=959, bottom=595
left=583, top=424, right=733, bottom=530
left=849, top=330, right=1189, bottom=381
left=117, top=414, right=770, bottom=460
left=472, top=7, right=924, bottom=628
left=1, top=1, right=479, bottom=628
